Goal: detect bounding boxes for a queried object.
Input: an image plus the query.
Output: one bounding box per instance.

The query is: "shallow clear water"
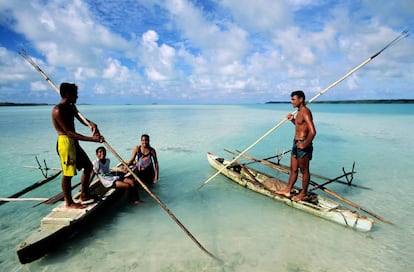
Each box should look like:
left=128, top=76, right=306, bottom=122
left=0, top=104, right=413, bottom=271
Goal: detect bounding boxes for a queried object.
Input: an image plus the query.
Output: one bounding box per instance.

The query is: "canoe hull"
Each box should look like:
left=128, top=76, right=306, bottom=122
left=17, top=177, right=124, bottom=264
left=207, top=152, right=374, bottom=232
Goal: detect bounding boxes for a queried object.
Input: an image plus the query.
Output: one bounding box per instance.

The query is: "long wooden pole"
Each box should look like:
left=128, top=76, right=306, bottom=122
left=20, top=51, right=218, bottom=260
left=103, top=143, right=219, bottom=260
left=197, top=30, right=409, bottom=190
left=233, top=150, right=392, bottom=224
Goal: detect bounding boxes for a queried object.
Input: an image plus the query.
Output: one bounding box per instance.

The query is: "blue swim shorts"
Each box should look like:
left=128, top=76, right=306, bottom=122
left=292, top=139, right=313, bottom=160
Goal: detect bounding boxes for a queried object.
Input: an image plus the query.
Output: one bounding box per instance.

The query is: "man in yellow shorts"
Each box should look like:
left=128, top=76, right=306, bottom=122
left=52, top=83, right=104, bottom=208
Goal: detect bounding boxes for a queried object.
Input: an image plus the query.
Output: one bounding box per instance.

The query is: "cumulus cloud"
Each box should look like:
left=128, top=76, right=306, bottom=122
left=30, top=81, right=49, bottom=92
left=221, top=0, right=293, bottom=32
left=140, top=30, right=176, bottom=81
left=0, top=0, right=413, bottom=103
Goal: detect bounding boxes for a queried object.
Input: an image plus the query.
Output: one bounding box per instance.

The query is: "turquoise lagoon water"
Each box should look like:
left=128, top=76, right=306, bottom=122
left=0, top=103, right=413, bottom=271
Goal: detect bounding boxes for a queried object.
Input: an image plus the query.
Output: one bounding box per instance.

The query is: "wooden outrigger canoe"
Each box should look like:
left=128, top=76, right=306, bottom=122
left=16, top=166, right=126, bottom=264
left=207, top=152, right=374, bottom=232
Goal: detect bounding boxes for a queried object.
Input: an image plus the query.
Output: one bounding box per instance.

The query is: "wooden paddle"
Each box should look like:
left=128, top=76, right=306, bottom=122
left=20, top=50, right=219, bottom=261
left=228, top=150, right=392, bottom=224
left=103, top=143, right=219, bottom=260
left=0, top=170, right=61, bottom=206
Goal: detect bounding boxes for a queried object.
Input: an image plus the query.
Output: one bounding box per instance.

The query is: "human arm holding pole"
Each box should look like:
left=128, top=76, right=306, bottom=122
left=51, top=104, right=103, bottom=143
left=287, top=113, right=296, bottom=124
left=73, top=106, right=101, bottom=137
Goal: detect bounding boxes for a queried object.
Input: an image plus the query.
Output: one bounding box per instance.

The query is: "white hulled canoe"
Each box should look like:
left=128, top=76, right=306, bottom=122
left=207, top=152, right=374, bottom=232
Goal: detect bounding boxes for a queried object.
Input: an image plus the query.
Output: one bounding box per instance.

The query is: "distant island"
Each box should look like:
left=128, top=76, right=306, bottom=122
left=2, top=99, right=414, bottom=106
left=266, top=99, right=414, bottom=104
left=0, top=102, right=51, bottom=106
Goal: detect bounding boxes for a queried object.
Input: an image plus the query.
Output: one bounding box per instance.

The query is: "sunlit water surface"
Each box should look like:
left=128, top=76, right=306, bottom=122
left=0, top=103, right=413, bottom=271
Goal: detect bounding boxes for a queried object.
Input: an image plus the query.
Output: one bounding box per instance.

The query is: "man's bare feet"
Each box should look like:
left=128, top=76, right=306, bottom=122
left=276, top=189, right=291, bottom=198
left=292, top=193, right=308, bottom=202
left=80, top=194, right=99, bottom=204
left=66, top=202, right=86, bottom=209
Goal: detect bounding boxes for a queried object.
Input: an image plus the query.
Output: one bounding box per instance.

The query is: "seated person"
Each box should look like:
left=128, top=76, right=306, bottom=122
left=127, top=134, right=159, bottom=187
left=92, top=146, right=142, bottom=204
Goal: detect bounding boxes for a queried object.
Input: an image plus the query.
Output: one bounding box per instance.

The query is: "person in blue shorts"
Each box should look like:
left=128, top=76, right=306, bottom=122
left=276, top=90, right=316, bottom=201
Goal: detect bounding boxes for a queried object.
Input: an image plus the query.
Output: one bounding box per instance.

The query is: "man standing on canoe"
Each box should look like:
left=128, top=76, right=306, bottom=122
left=276, top=90, right=316, bottom=201
left=52, top=83, right=104, bottom=209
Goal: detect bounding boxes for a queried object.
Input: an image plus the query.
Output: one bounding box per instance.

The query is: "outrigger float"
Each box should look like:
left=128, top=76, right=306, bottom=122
left=207, top=152, right=375, bottom=232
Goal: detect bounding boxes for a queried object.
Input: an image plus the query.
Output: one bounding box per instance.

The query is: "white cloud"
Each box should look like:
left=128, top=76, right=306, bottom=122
left=221, top=0, right=293, bottom=32
left=146, top=68, right=167, bottom=81
left=7, top=0, right=128, bottom=69
left=165, top=0, right=250, bottom=63
left=102, top=58, right=129, bottom=81
left=30, top=81, right=49, bottom=91
left=74, top=67, right=97, bottom=81
left=140, top=30, right=177, bottom=81
left=0, top=0, right=413, bottom=103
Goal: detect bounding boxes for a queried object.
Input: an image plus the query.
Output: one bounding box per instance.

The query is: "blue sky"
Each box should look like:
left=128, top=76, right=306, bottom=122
left=0, top=0, right=413, bottom=104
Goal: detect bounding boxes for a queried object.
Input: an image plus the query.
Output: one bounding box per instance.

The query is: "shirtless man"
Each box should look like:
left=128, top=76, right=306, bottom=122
left=276, top=90, right=316, bottom=201
left=52, top=83, right=104, bottom=208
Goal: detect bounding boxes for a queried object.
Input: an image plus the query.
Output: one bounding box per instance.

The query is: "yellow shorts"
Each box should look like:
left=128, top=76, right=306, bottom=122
left=57, top=135, right=77, bottom=177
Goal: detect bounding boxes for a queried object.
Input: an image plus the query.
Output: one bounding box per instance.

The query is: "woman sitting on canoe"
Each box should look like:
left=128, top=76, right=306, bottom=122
left=92, top=146, right=142, bottom=204
left=127, top=134, right=159, bottom=187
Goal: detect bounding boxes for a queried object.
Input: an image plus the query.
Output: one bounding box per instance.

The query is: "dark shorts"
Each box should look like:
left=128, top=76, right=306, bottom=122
left=134, top=165, right=155, bottom=187
left=292, top=139, right=313, bottom=160
left=73, top=142, right=91, bottom=170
